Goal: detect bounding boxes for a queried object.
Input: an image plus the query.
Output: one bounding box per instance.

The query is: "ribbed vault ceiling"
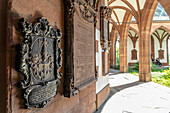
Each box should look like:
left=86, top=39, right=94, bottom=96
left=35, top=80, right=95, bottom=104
left=108, top=0, right=146, bottom=25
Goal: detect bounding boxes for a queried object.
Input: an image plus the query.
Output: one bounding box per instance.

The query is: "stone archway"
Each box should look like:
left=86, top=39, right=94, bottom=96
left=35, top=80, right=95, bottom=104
left=108, top=0, right=162, bottom=81
left=128, top=29, right=139, bottom=66
left=151, top=27, right=170, bottom=65
left=119, top=12, right=133, bottom=73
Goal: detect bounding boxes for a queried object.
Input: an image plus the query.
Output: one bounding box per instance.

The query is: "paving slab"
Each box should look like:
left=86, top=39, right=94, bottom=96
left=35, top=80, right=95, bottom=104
left=95, top=71, right=170, bottom=113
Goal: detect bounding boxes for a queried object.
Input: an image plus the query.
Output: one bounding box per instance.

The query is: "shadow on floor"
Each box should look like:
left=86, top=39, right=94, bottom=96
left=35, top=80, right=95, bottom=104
left=111, top=81, right=143, bottom=91
left=95, top=81, right=144, bottom=113
left=109, top=68, right=120, bottom=75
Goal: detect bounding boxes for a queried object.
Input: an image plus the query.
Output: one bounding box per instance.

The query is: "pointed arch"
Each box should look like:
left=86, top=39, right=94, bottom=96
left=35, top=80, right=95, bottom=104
left=109, top=6, right=138, bottom=21
left=129, top=27, right=139, bottom=35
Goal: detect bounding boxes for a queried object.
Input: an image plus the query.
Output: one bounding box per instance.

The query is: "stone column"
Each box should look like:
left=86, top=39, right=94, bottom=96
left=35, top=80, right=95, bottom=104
left=119, top=13, right=132, bottom=73
left=110, top=30, right=117, bottom=68
left=119, top=29, right=128, bottom=73
left=102, top=52, right=109, bottom=76
left=139, top=28, right=152, bottom=81
left=138, top=0, right=158, bottom=82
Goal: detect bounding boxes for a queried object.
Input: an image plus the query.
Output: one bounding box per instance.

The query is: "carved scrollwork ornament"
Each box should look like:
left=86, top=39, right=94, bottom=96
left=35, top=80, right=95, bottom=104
left=76, top=0, right=97, bottom=23
left=100, top=38, right=111, bottom=51
left=65, top=0, right=97, bottom=23
left=17, top=17, right=62, bottom=109
left=68, top=0, right=75, bottom=15
left=100, top=6, right=112, bottom=21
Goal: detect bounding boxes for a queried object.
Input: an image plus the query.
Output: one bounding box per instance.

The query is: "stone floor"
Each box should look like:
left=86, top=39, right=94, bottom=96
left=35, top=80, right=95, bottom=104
left=95, top=69, right=170, bottom=113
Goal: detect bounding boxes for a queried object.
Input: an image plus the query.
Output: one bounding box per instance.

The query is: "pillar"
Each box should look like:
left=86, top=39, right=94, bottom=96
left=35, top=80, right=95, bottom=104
left=138, top=0, right=158, bottom=82
left=119, top=12, right=132, bottom=73
left=110, top=29, right=117, bottom=68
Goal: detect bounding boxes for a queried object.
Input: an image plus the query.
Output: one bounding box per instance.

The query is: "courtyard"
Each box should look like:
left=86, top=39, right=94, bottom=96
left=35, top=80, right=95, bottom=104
left=96, top=69, right=170, bottom=113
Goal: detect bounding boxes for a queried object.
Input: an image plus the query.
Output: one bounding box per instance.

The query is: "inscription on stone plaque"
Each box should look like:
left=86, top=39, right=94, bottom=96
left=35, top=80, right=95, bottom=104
left=74, top=12, right=95, bottom=87
left=28, top=84, right=56, bottom=105
left=64, top=0, right=97, bottom=97
left=17, top=17, right=62, bottom=108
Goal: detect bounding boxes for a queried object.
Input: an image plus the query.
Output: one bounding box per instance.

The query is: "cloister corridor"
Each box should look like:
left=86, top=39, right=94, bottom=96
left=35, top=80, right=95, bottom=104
left=1, top=0, right=170, bottom=112
left=95, top=69, right=170, bottom=113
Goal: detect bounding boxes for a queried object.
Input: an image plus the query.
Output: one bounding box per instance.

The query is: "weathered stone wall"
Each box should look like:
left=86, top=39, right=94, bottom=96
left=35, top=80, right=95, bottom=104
left=6, top=0, right=97, bottom=113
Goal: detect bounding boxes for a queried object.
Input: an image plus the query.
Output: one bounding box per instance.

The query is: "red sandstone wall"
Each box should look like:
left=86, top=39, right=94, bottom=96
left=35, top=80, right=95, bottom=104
left=95, top=0, right=110, bottom=110
left=7, top=0, right=96, bottom=113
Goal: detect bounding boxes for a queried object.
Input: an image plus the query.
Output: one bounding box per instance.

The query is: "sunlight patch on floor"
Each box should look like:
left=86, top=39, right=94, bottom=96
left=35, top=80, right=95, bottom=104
left=109, top=73, right=139, bottom=87
left=98, top=72, right=170, bottom=113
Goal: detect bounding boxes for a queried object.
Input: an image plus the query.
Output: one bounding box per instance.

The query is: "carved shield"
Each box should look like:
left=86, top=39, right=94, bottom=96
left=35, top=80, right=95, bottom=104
left=17, top=17, right=62, bottom=108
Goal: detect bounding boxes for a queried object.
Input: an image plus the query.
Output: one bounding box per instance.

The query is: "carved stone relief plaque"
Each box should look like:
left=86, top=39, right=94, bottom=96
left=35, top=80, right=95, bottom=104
left=17, top=17, right=62, bottom=108
left=158, top=49, right=164, bottom=59
left=131, top=49, right=137, bottom=60
left=64, top=0, right=97, bottom=97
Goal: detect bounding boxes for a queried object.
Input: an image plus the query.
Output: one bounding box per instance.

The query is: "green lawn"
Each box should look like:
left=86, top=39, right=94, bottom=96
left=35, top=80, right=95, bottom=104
left=129, top=62, right=170, bottom=87
left=152, top=71, right=170, bottom=87
left=130, top=70, right=170, bottom=87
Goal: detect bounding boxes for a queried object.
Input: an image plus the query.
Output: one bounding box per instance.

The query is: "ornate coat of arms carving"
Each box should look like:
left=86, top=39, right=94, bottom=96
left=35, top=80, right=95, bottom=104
left=17, top=17, right=62, bottom=108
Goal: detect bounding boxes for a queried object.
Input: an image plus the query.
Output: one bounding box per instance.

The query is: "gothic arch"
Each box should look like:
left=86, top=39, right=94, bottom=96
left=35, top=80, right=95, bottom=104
left=151, top=27, right=170, bottom=64
left=129, top=27, right=139, bottom=36
left=151, top=26, right=170, bottom=34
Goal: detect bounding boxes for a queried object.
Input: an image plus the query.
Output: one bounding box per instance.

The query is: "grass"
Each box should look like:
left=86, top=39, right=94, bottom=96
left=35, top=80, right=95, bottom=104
left=129, top=62, right=170, bottom=87
left=152, top=68, right=170, bottom=87
left=130, top=70, right=170, bottom=87
left=152, top=75, right=170, bottom=87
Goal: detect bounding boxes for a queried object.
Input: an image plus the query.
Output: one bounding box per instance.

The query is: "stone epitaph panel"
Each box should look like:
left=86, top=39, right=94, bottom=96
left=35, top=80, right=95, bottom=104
left=100, top=6, right=111, bottom=51
left=64, top=0, right=97, bottom=97
left=158, top=49, right=164, bottom=59
left=17, top=17, right=62, bottom=109
left=100, top=6, right=111, bottom=76
left=131, top=49, right=137, bottom=60
left=74, top=14, right=95, bottom=87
